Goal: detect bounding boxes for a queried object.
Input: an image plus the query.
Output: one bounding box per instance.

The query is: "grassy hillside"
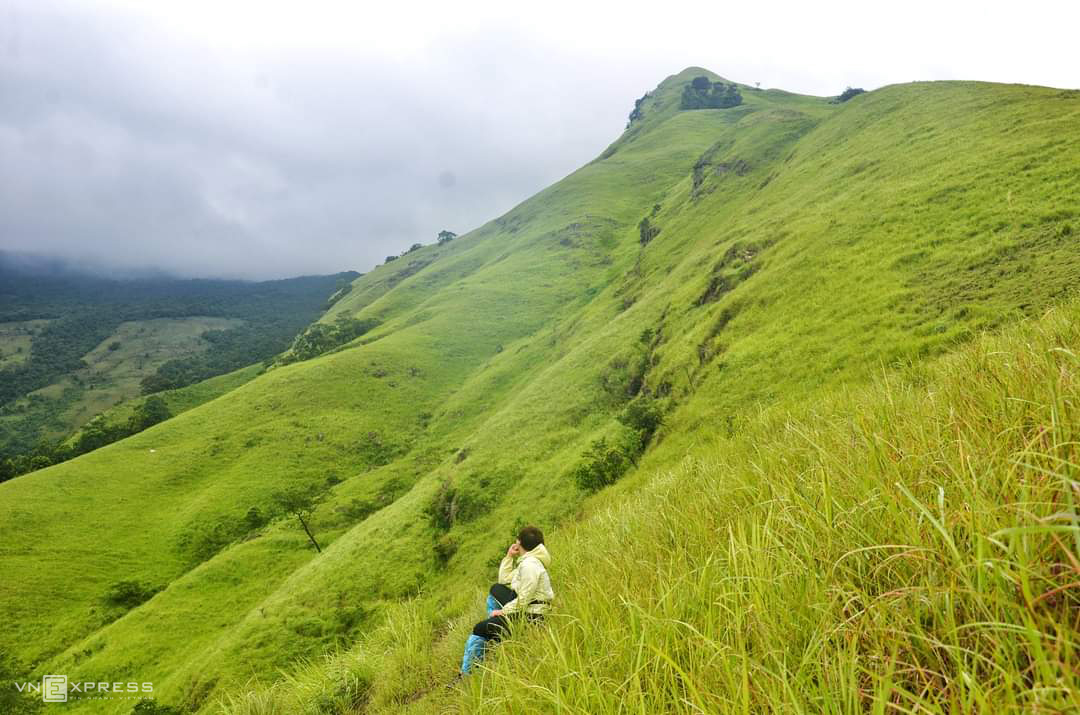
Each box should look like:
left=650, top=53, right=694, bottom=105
left=64, top=363, right=265, bottom=449
left=10, top=316, right=243, bottom=439
left=451, top=297, right=1080, bottom=713
left=0, top=268, right=355, bottom=457
left=226, top=292, right=1080, bottom=715
left=1, top=68, right=1078, bottom=713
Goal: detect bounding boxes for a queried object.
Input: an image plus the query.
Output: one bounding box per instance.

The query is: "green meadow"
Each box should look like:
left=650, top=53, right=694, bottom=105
left=1, top=68, right=1078, bottom=713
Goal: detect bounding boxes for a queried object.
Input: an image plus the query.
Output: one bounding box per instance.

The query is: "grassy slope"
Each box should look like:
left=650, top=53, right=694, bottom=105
left=453, top=293, right=1080, bottom=714
left=0, top=70, right=1078, bottom=712
left=64, top=363, right=265, bottom=447
left=59, top=317, right=244, bottom=433
left=223, top=293, right=1080, bottom=715
left=0, top=316, right=244, bottom=446
left=216, top=78, right=1080, bottom=714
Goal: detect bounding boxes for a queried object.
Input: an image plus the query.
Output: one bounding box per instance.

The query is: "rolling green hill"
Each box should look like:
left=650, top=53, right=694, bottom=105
left=1, top=68, right=1078, bottom=713
left=0, top=267, right=356, bottom=461
left=62, top=364, right=266, bottom=451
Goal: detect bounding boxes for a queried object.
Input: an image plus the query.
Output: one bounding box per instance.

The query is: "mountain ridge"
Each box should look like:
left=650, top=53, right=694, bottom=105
left=1, top=68, right=1078, bottom=712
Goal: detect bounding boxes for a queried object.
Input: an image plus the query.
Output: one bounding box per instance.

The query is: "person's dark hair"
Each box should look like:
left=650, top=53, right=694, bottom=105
left=517, top=526, right=544, bottom=551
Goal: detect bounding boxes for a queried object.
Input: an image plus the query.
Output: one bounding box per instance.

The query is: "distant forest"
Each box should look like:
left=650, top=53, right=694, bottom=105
left=0, top=256, right=357, bottom=462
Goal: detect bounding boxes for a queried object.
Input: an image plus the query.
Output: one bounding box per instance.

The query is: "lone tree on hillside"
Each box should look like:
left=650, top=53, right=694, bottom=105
left=627, top=91, right=651, bottom=125
left=274, top=487, right=323, bottom=552
left=437, top=230, right=457, bottom=245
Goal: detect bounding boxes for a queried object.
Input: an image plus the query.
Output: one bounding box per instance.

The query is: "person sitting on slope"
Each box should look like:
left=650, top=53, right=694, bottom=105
left=460, top=525, right=553, bottom=675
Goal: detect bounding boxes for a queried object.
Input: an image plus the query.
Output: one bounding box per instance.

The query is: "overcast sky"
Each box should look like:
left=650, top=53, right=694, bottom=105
left=1, top=0, right=1077, bottom=280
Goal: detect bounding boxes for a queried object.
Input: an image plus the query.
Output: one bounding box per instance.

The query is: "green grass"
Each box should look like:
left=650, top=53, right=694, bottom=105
left=450, top=297, right=1080, bottom=714
left=64, top=362, right=265, bottom=448
left=61, top=317, right=244, bottom=427
left=0, top=317, right=243, bottom=448
left=0, top=69, right=1078, bottom=713
left=221, top=296, right=1080, bottom=714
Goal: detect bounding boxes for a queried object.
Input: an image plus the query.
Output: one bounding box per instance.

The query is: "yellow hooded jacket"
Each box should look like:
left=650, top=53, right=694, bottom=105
left=497, top=543, right=554, bottom=615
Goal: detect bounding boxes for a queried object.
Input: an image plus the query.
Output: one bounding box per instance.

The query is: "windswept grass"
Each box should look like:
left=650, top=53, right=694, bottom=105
left=214, top=298, right=1080, bottom=714
left=456, top=301, right=1080, bottom=713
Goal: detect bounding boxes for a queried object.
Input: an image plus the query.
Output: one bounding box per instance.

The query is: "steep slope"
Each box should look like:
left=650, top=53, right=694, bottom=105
left=450, top=289, right=1080, bottom=714
left=224, top=77, right=1080, bottom=713
left=1, top=69, right=1078, bottom=712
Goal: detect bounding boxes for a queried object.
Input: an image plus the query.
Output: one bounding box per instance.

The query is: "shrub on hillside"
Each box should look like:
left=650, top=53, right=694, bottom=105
left=75, top=416, right=127, bottom=454
left=177, top=519, right=242, bottom=566
left=433, top=534, right=458, bottom=565
left=425, top=474, right=500, bottom=536
left=104, top=580, right=160, bottom=609
left=426, top=479, right=457, bottom=531
left=571, top=435, right=635, bottom=492
left=627, top=91, right=651, bottom=125
left=138, top=372, right=173, bottom=395
left=128, top=395, right=171, bottom=432
left=681, top=77, right=743, bottom=110
left=638, top=216, right=661, bottom=246
left=241, top=507, right=267, bottom=533
left=599, top=352, right=649, bottom=403
left=831, top=87, right=866, bottom=103
left=278, top=315, right=380, bottom=365
left=691, top=76, right=712, bottom=91
left=618, top=397, right=664, bottom=445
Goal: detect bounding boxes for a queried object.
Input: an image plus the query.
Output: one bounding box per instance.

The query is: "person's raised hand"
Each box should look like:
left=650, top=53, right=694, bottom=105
left=507, top=542, right=522, bottom=558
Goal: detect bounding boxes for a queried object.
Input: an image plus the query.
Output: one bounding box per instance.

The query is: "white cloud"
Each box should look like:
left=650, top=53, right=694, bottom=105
left=0, top=0, right=1076, bottom=278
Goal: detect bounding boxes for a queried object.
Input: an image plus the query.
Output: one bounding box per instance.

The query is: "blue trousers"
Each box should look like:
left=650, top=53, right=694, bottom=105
left=460, top=584, right=517, bottom=674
